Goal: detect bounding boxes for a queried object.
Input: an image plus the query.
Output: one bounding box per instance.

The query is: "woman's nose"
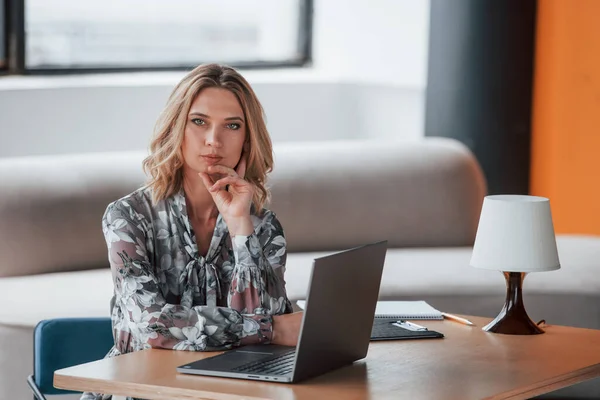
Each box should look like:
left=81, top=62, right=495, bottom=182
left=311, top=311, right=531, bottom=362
left=204, top=127, right=223, bottom=148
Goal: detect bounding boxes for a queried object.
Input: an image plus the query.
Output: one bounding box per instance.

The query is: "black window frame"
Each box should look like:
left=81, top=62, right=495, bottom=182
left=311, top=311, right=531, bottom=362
left=2, top=0, right=312, bottom=76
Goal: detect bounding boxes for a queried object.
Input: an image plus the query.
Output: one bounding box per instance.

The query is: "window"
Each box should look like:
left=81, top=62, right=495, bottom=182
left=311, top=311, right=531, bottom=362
left=3, top=0, right=312, bottom=74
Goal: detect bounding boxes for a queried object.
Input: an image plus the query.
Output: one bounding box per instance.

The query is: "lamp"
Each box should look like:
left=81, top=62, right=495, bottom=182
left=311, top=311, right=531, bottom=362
left=470, top=195, right=560, bottom=335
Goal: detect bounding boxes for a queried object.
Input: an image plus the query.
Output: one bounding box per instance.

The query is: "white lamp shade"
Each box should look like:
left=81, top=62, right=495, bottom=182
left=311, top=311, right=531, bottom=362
left=470, top=195, right=560, bottom=272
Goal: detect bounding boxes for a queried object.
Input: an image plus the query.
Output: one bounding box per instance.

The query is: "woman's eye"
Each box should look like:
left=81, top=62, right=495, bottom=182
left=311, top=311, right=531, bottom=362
left=227, top=123, right=241, bottom=130
left=192, top=118, right=205, bottom=126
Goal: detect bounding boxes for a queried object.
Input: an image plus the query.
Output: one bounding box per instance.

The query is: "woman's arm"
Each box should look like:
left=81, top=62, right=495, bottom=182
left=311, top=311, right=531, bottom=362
left=105, top=200, right=291, bottom=353
left=227, top=210, right=293, bottom=346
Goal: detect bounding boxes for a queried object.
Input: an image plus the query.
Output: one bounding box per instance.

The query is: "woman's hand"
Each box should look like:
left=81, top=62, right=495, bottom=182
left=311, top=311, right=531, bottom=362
left=272, top=312, right=303, bottom=347
left=198, top=154, right=254, bottom=236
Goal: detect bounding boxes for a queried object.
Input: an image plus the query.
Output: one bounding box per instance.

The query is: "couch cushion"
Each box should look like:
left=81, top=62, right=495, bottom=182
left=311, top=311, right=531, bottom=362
left=283, top=234, right=600, bottom=301
left=0, top=235, right=597, bottom=328
left=0, top=269, right=113, bottom=327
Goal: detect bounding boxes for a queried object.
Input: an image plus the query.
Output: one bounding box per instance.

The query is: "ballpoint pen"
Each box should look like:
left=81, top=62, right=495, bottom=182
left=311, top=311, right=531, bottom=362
left=441, top=312, right=475, bottom=326
left=393, top=320, right=428, bottom=331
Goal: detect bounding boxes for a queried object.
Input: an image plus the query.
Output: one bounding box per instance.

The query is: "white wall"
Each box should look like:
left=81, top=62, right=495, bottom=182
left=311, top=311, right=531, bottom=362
left=0, top=0, right=430, bottom=158
left=313, top=0, right=430, bottom=87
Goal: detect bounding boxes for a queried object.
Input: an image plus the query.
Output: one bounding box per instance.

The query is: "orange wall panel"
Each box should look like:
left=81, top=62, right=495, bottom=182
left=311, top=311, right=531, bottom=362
left=530, top=0, right=600, bottom=234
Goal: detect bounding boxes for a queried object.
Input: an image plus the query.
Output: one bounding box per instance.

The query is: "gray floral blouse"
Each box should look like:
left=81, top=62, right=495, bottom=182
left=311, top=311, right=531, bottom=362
left=82, top=186, right=292, bottom=400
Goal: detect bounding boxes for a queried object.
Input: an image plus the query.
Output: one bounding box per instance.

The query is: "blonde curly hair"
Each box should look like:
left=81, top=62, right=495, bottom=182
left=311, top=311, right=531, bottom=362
left=142, top=63, right=274, bottom=212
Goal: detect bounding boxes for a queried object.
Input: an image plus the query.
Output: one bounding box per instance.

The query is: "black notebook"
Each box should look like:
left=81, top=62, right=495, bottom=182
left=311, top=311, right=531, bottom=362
left=370, top=319, right=444, bottom=341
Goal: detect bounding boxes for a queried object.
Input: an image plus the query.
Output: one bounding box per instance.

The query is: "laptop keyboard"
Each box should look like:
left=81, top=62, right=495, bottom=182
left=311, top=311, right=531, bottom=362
left=232, top=350, right=296, bottom=375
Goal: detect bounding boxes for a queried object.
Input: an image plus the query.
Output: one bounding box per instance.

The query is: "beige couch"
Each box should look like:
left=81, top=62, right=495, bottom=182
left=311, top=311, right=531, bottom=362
left=1, top=137, right=599, bottom=400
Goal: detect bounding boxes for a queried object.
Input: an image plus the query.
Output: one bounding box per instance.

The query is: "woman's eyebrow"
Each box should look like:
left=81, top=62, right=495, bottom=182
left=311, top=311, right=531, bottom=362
left=224, top=116, right=244, bottom=122
left=188, top=112, right=244, bottom=122
left=189, top=112, right=209, bottom=118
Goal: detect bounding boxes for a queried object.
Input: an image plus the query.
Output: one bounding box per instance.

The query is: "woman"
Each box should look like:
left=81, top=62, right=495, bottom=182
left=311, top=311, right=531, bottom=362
left=83, top=63, right=302, bottom=400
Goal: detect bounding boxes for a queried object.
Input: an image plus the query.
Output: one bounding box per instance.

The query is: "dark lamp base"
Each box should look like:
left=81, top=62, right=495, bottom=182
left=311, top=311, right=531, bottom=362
left=483, top=272, right=544, bottom=335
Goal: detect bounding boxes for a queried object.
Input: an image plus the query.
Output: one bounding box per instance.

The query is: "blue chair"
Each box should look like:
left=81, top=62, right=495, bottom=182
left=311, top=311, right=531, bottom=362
left=27, top=318, right=113, bottom=400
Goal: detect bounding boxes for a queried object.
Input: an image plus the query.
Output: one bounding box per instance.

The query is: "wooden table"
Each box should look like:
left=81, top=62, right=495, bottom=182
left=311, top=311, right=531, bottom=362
left=54, top=316, right=600, bottom=400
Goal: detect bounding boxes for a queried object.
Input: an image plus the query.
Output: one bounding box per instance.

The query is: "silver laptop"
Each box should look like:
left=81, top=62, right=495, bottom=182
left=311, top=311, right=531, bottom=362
left=176, top=240, right=388, bottom=383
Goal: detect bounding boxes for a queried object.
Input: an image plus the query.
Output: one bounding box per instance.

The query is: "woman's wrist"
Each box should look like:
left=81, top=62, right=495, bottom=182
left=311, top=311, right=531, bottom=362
left=271, top=316, right=278, bottom=344
left=271, top=314, right=282, bottom=344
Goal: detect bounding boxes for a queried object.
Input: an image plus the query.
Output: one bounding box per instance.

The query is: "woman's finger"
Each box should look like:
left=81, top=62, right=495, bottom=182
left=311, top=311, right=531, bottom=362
left=207, top=165, right=237, bottom=177
left=198, top=172, right=216, bottom=190
left=209, top=176, right=240, bottom=192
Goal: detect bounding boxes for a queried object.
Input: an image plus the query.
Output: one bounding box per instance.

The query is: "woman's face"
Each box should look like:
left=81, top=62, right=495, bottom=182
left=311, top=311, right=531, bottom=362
left=182, top=87, right=247, bottom=175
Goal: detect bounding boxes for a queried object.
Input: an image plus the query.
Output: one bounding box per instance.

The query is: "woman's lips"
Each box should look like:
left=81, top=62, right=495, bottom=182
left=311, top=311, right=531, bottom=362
left=201, top=155, right=223, bottom=165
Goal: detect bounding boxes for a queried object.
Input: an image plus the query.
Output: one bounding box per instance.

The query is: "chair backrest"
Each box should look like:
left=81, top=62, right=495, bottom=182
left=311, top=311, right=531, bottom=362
left=33, top=318, right=113, bottom=395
